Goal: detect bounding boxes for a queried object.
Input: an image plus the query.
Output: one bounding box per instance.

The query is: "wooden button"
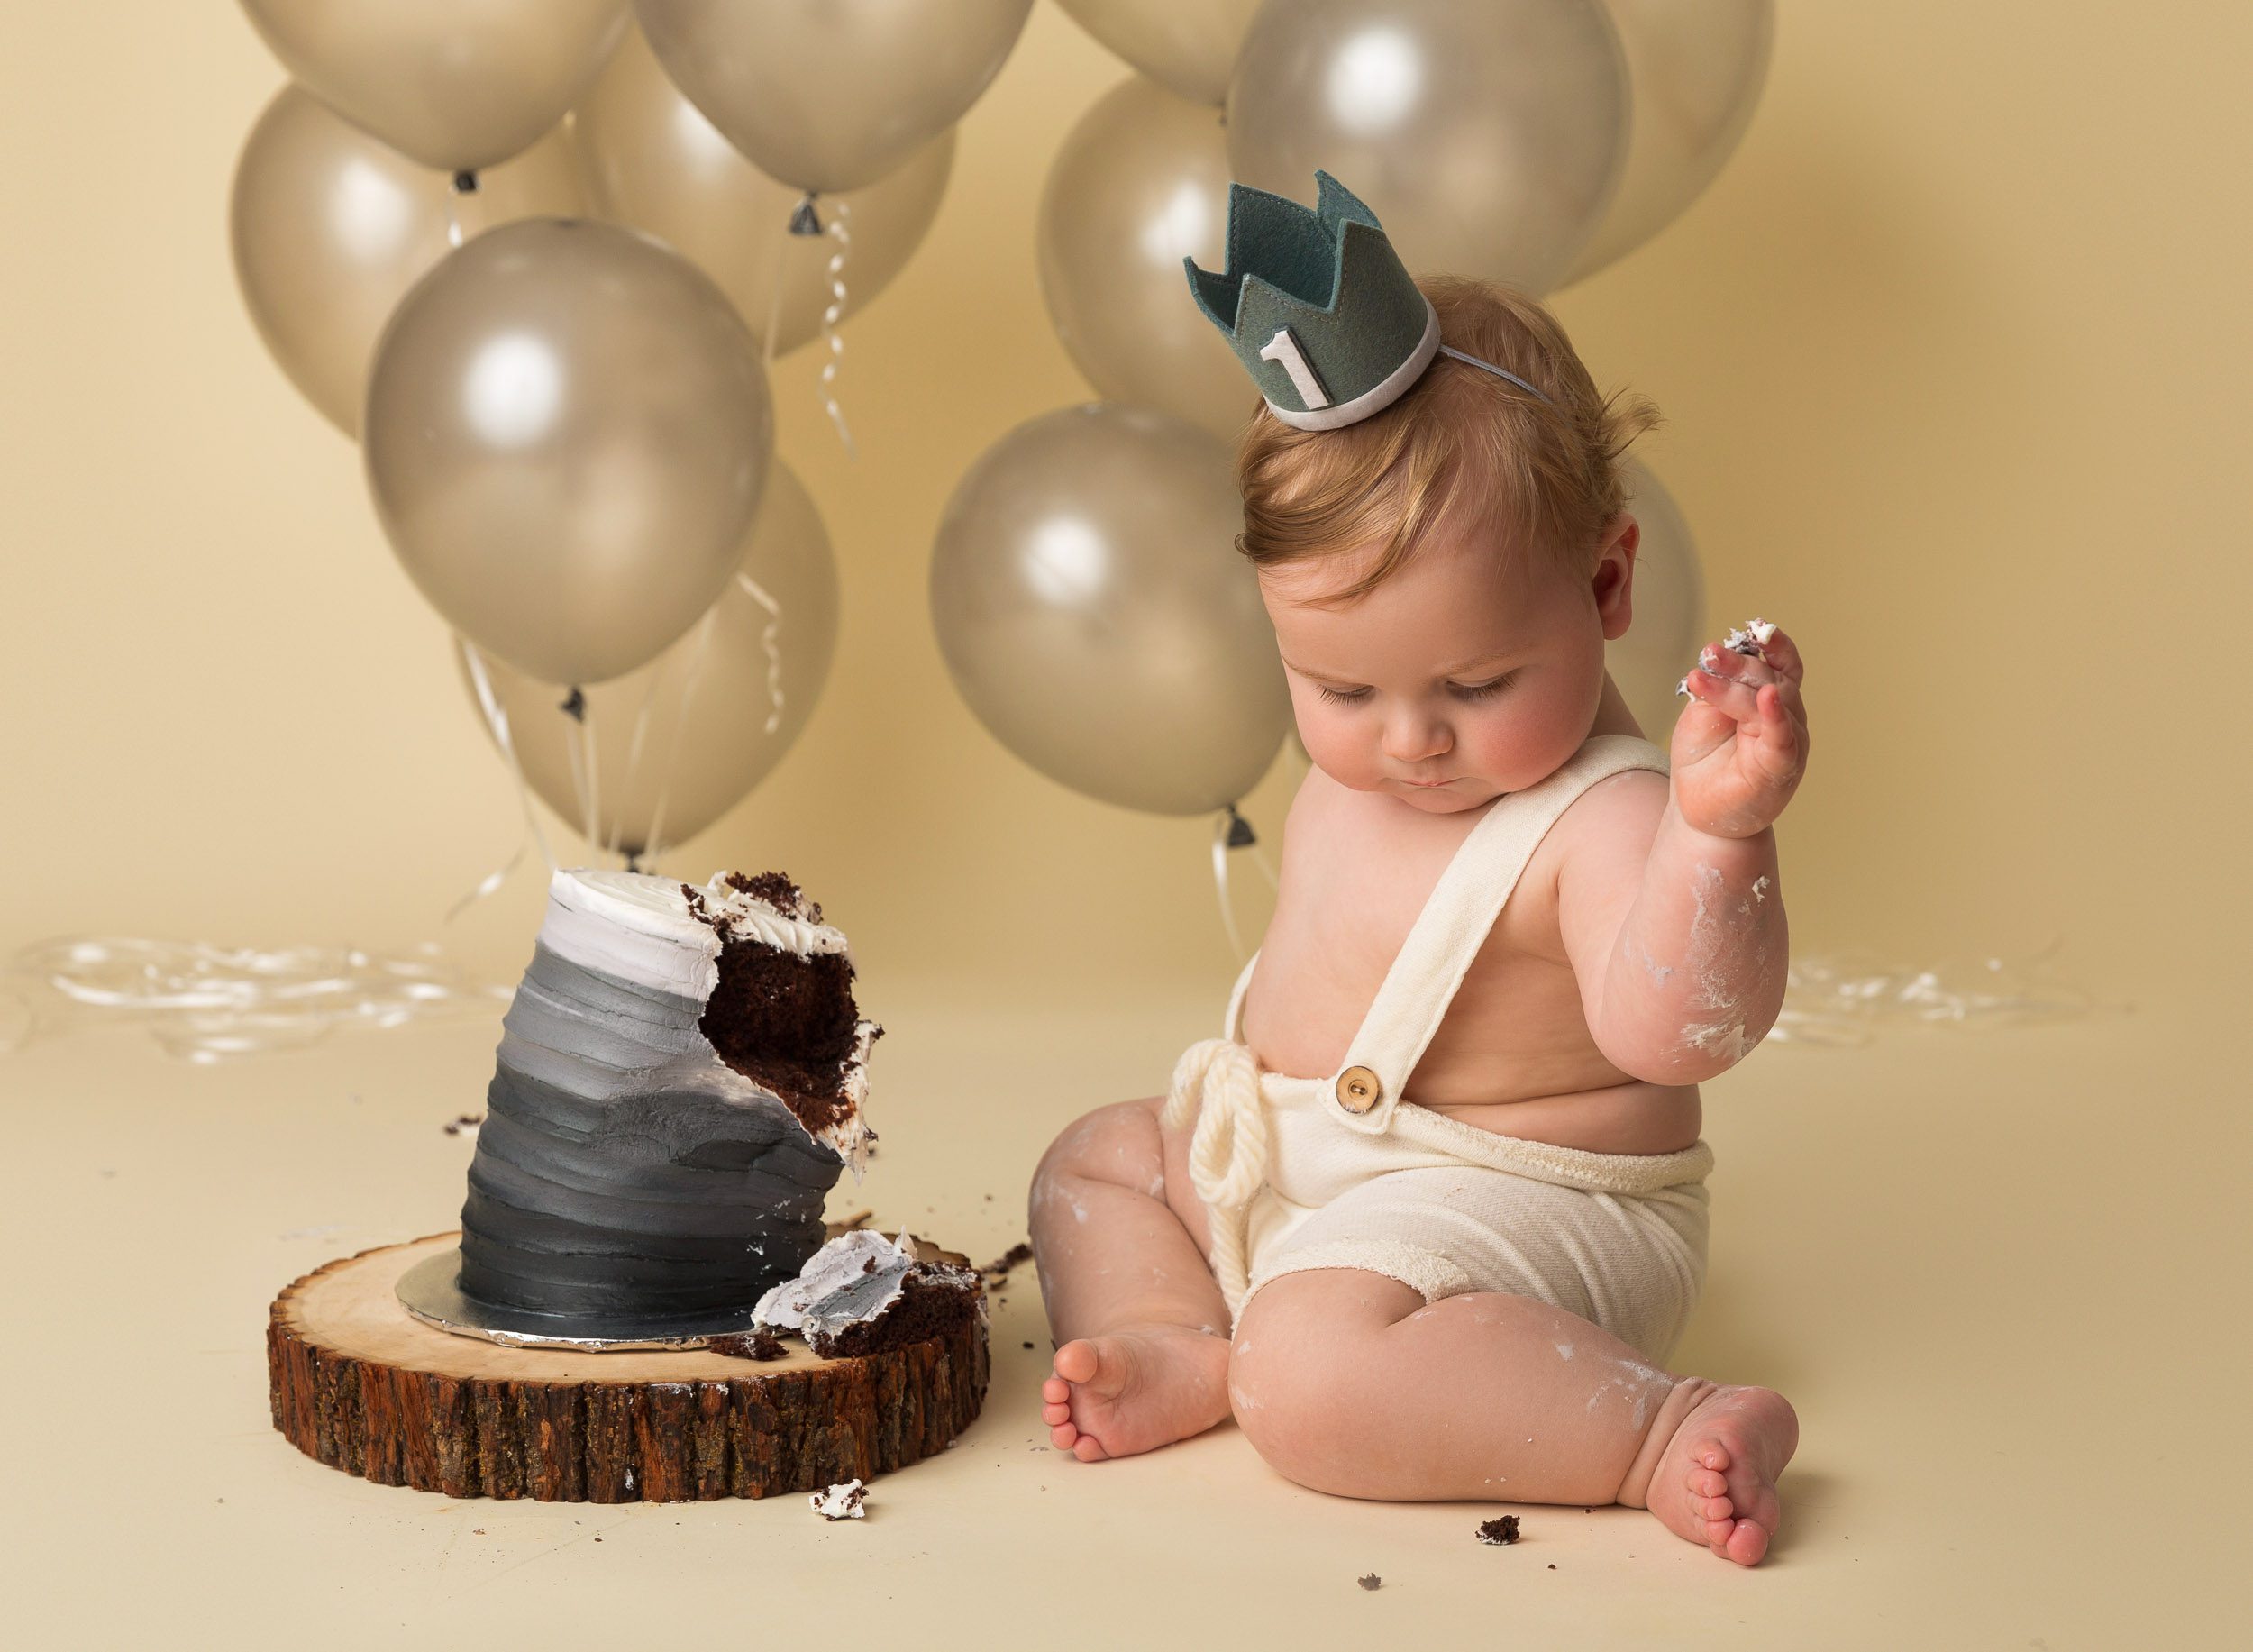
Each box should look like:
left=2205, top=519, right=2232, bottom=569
left=1336, top=1065, right=1382, bottom=1113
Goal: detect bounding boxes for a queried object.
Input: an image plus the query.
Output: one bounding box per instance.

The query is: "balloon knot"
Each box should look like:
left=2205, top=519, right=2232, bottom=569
left=452, top=170, right=479, bottom=195
left=789, top=193, right=824, bottom=236
left=1224, top=806, right=1257, bottom=850
left=558, top=686, right=586, bottom=723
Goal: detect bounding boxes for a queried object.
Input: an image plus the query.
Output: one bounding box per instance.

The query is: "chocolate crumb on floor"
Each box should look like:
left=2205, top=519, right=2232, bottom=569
left=1476, top=1515, right=1521, bottom=1546
left=442, top=1112, right=483, bottom=1135
left=1022, top=1341, right=1035, bottom=1350
left=981, top=1240, right=1034, bottom=1281
left=1357, top=1574, right=1382, bottom=1591
left=708, top=1328, right=789, bottom=1362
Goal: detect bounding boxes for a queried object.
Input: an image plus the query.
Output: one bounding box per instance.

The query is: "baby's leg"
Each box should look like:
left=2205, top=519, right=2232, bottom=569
left=1229, top=1270, right=1798, bottom=1566
left=1028, top=1098, right=1233, bottom=1461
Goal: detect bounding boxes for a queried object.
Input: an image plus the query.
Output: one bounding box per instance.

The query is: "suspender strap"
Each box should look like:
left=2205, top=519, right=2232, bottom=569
left=1327, top=735, right=1668, bottom=1133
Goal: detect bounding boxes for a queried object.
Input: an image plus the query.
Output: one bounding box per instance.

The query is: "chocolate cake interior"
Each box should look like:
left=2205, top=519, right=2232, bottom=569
left=693, top=872, right=869, bottom=1142
left=810, top=1274, right=984, bottom=1360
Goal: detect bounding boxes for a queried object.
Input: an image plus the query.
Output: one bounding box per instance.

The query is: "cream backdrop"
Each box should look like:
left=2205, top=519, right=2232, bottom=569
left=0, top=2, right=2243, bottom=1016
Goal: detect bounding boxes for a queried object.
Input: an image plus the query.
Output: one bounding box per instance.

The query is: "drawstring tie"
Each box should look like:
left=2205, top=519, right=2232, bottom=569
left=1163, top=1036, right=1268, bottom=1315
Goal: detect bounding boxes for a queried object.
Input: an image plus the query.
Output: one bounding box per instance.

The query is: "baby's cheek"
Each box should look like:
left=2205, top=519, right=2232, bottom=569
left=1293, top=707, right=1376, bottom=789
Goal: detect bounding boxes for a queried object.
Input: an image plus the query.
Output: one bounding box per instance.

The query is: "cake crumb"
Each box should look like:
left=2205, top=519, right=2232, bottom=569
left=1356, top=1573, right=1382, bottom=1591
left=1723, top=616, right=1776, bottom=655
left=810, top=1479, right=867, bottom=1520
left=708, top=1328, right=789, bottom=1362
left=442, top=1113, right=483, bottom=1136
left=1476, top=1515, right=1521, bottom=1546
left=981, top=1240, right=1035, bottom=1282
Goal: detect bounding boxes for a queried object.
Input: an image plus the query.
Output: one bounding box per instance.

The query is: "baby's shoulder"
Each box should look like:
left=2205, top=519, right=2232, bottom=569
left=1532, top=762, right=1670, bottom=943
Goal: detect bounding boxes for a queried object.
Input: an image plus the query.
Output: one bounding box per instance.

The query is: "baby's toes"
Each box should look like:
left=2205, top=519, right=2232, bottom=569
left=1042, top=1399, right=1071, bottom=1426
left=1696, top=1494, right=1735, bottom=1523
left=1072, top=1435, right=1109, bottom=1462
left=1050, top=1419, right=1081, bottom=1450
left=1041, top=1374, right=1072, bottom=1405
left=1689, top=1466, right=1728, bottom=1500
left=1721, top=1517, right=1771, bottom=1566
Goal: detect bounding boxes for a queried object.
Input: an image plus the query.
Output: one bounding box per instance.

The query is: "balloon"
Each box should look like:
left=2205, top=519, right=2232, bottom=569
left=229, top=86, right=584, bottom=436
left=1607, top=455, right=1709, bottom=740
left=1227, top=0, right=1628, bottom=295
left=365, top=218, right=771, bottom=686
left=1562, top=0, right=1774, bottom=284
left=462, top=462, right=839, bottom=858
left=1037, top=75, right=1255, bottom=444
left=633, top=0, right=1033, bottom=193
left=1052, top=0, right=1263, bottom=106
left=572, top=24, right=953, bottom=357
left=238, top=0, right=627, bottom=174
left=931, top=404, right=1290, bottom=815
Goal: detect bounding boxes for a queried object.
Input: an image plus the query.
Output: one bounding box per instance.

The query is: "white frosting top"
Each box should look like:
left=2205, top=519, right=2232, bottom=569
left=537, top=868, right=850, bottom=1003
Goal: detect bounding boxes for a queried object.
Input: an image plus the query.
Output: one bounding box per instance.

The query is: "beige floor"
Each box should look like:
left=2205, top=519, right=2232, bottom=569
left=3, top=966, right=2237, bottom=1649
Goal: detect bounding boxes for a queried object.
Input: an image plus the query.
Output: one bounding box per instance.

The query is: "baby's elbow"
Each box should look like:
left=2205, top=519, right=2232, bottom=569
left=1599, top=1013, right=1766, bottom=1085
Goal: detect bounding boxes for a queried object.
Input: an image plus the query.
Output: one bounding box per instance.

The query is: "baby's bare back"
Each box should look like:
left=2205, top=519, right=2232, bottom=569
left=1242, top=760, right=1702, bottom=1155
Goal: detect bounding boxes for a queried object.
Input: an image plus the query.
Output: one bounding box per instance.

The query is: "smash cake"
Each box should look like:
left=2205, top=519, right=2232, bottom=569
left=446, top=866, right=892, bottom=1341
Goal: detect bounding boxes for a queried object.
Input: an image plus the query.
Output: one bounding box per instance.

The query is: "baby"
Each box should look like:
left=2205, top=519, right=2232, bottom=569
left=1028, top=273, right=1805, bottom=1565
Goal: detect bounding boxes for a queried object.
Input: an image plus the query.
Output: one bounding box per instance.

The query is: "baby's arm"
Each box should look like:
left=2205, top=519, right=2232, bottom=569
left=1559, top=625, right=1810, bottom=1081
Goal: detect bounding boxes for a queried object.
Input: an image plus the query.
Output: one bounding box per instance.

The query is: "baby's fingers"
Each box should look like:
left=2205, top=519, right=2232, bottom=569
left=1754, top=625, right=1805, bottom=687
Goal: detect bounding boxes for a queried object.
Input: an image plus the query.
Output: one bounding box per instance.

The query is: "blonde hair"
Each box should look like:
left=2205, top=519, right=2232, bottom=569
left=1233, top=275, right=1659, bottom=604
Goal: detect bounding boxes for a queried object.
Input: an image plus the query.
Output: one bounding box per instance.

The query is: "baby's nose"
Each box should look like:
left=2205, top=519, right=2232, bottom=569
left=1381, top=712, right=1452, bottom=762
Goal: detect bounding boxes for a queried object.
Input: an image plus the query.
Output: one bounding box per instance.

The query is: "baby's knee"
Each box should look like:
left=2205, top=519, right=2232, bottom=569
left=1227, top=1293, right=1386, bottom=1494
left=1027, top=1099, right=1164, bottom=1218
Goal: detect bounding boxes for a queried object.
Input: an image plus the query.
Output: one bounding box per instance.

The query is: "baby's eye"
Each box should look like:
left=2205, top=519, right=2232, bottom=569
left=1448, top=670, right=1522, bottom=701
left=1315, top=683, right=1373, bottom=705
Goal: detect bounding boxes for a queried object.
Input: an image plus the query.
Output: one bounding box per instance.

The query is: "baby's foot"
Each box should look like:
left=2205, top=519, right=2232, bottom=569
left=1645, top=1383, right=1799, bottom=1565
left=1040, top=1323, right=1232, bottom=1462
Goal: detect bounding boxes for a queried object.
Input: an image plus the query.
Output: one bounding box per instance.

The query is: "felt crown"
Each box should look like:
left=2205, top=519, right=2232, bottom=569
left=1184, top=169, right=1443, bottom=431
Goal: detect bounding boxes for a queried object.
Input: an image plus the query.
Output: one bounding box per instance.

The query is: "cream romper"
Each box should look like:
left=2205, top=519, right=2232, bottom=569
left=1164, top=734, right=1715, bottom=1366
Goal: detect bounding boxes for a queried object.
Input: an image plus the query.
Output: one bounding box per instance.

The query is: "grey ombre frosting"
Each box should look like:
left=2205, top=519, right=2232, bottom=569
left=456, top=869, right=878, bottom=1337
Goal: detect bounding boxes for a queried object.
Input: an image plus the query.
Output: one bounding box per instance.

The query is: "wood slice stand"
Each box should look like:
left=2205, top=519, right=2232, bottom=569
left=267, top=1232, right=990, bottom=1502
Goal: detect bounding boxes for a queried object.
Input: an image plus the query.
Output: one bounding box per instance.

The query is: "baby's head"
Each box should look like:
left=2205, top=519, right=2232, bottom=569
left=1236, top=276, right=1659, bottom=814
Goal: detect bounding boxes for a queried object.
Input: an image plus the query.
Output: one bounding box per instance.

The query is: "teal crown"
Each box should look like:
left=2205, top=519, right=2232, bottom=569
left=1184, top=170, right=1441, bottom=431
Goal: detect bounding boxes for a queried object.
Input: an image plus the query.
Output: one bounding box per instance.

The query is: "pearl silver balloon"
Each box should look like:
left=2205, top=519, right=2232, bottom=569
left=931, top=404, right=1290, bottom=816
left=365, top=218, right=772, bottom=686
left=1037, top=75, right=1255, bottom=444
left=1052, top=0, right=1264, bottom=106
left=1227, top=0, right=1628, bottom=294
left=634, top=0, right=1033, bottom=193
left=572, top=24, right=953, bottom=358
left=230, top=86, right=584, bottom=436
left=238, top=0, right=627, bottom=173
left=1562, top=0, right=1774, bottom=284
left=1607, top=455, right=1708, bottom=739
left=461, top=462, right=838, bottom=857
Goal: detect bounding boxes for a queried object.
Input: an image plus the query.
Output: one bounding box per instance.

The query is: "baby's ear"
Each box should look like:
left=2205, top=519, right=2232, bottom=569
left=1592, top=513, right=1637, bottom=638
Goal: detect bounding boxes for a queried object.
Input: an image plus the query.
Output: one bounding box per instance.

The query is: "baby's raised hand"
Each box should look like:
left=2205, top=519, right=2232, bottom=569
left=1671, top=619, right=1809, bottom=839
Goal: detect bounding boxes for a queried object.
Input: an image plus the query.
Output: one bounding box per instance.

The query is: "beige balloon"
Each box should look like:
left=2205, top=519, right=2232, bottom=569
left=365, top=218, right=772, bottom=686
left=931, top=404, right=1290, bottom=816
left=1227, top=0, right=1628, bottom=295
left=1052, top=0, right=1263, bottom=106
left=229, top=86, right=583, bottom=437
left=633, top=0, right=1033, bottom=193
left=1606, top=455, right=1710, bottom=741
left=1037, top=75, right=1258, bottom=444
left=1561, top=0, right=1774, bottom=284
left=572, top=25, right=953, bottom=358
left=461, top=463, right=839, bottom=858
left=239, top=0, right=627, bottom=174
